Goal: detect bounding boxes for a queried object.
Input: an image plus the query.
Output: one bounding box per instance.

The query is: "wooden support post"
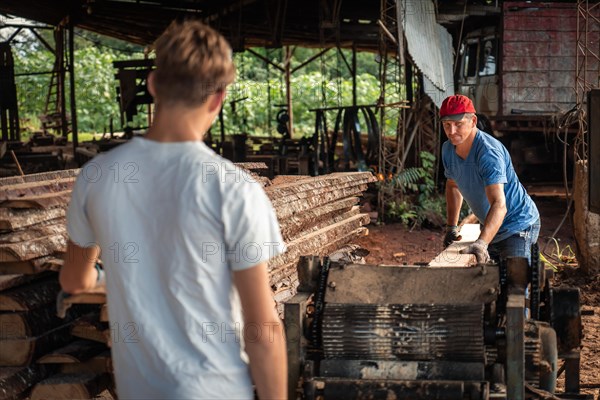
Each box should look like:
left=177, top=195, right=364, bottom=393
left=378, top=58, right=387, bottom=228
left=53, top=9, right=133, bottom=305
left=285, top=46, right=294, bottom=137
left=68, top=20, right=78, bottom=152
left=352, top=42, right=357, bottom=107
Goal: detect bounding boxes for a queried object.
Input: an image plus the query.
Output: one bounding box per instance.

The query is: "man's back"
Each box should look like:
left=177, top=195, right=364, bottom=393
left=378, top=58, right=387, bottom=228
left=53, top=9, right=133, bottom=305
left=67, top=137, right=284, bottom=398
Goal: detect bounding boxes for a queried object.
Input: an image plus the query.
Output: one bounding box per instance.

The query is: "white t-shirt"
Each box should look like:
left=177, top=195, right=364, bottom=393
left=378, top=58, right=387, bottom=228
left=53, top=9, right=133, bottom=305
left=67, top=137, right=285, bottom=399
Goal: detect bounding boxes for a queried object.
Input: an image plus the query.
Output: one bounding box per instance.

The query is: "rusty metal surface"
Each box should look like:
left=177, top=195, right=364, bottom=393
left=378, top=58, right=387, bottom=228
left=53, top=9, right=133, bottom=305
left=324, top=264, right=499, bottom=305
left=552, top=287, right=582, bottom=353
left=506, top=293, right=525, bottom=400
left=322, top=303, right=485, bottom=362
left=319, top=360, right=485, bottom=381
left=314, top=378, right=489, bottom=400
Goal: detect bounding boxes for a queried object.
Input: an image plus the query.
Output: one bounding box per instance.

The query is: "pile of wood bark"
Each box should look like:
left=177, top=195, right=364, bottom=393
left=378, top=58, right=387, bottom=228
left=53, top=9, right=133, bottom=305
left=0, top=167, right=374, bottom=398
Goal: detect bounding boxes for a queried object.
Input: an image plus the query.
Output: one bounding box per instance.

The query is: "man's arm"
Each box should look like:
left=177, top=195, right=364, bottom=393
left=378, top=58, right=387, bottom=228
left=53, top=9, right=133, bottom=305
left=445, top=179, right=463, bottom=226
left=479, top=183, right=507, bottom=244
left=234, top=262, right=287, bottom=400
left=59, top=240, right=101, bottom=294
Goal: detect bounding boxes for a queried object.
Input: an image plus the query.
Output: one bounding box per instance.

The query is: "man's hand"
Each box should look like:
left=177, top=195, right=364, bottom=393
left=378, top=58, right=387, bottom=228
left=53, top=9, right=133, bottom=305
left=443, top=225, right=462, bottom=247
left=460, top=239, right=490, bottom=264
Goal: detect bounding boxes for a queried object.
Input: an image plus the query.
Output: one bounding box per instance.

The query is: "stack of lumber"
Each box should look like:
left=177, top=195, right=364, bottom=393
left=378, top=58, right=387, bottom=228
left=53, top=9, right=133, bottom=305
left=0, top=170, right=112, bottom=399
left=0, top=168, right=374, bottom=398
left=266, top=172, right=375, bottom=303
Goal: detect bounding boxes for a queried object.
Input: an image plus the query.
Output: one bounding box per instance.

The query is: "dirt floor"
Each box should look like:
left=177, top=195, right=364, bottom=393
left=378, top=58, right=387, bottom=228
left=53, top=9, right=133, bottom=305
left=355, top=195, right=600, bottom=399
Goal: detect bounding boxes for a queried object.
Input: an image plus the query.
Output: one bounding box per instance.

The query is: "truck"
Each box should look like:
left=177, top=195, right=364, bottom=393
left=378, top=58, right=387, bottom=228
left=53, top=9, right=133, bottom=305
left=456, top=1, right=598, bottom=181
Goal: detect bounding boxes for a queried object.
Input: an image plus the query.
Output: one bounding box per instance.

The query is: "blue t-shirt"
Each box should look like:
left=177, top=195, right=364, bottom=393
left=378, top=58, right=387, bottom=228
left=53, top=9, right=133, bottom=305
left=442, top=130, right=539, bottom=243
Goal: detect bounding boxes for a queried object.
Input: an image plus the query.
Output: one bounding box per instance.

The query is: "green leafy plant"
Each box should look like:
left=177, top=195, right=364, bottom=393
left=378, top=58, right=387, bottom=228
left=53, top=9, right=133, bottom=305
left=383, top=151, right=445, bottom=227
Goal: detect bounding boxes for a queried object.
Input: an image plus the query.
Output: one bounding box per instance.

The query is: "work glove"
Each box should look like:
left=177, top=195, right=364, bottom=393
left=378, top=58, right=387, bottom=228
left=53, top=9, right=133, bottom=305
left=460, top=238, right=490, bottom=264
left=443, top=225, right=462, bottom=247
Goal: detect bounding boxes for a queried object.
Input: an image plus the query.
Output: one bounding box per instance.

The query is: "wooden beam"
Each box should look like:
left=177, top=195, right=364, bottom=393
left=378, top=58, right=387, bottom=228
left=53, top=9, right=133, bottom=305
left=30, top=372, right=112, bottom=400
left=38, top=340, right=106, bottom=365
left=0, top=323, right=73, bottom=367
left=0, top=278, right=61, bottom=312
left=1, top=191, right=72, bottom=209
left=0, top=232, right=68, bottom=262
left=0, top=207, right=66, bottom=231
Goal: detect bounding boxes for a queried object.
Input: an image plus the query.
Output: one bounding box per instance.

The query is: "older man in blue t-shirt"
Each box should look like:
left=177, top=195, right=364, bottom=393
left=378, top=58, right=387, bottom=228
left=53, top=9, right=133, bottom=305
left=440, top=94, right=540, bottom=264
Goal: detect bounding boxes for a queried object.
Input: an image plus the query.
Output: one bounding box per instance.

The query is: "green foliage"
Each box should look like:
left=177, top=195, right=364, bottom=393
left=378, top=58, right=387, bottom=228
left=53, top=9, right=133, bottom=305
left=10, top=30, right=383, bottom=137
left=384, top=151, right=445, bottom=227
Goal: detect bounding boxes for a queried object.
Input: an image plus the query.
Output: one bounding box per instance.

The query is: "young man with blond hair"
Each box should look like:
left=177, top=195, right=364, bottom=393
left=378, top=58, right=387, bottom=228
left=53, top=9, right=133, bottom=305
left=60, top=20, right=287, bottom=399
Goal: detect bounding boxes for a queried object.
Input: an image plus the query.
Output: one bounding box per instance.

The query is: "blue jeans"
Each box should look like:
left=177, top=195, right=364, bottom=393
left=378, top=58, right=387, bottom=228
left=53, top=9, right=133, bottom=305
left=488, top=218, right=541, bottom=264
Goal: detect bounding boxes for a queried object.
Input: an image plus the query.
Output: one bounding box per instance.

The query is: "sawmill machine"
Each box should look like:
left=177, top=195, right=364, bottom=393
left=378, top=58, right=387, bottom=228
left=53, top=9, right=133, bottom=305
left=284, top=250, right=585, bottom=399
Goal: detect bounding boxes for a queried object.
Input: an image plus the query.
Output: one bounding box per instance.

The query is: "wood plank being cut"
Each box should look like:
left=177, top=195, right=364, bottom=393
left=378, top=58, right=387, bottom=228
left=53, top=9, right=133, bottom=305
left=63, top=286, right=107, bottom=305
left=59, top=351, right=113, bottom=375
left=70, top=318, right=110, bottom=346
left=30, top=372, right=112, bottom=400
left=428, top=223, right=480, bottom=267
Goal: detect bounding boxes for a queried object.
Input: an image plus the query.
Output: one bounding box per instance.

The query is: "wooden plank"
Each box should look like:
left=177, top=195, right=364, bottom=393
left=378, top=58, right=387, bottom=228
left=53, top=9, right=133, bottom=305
left=502, top=56, right=576, bottom=72
left=0, top=324, right=73, bottom=367
left=37, top=340, right=106, bottom=364
left=503, top=16, right=576, bottom=31
left=30, top=372, right=112, bottom=400
left=63, top=286, right=107, bottom=306
left=0, top=272, right=55, bottom=292
left=0, top=177, right=75, bottom=202
left=99, top=305, right=108, bottom=322
left=0, top=303, right=86, bottom=340
left=503, top=87, right=575, bottom=105
left=428, top=224, right=480, bottom=267
left=0, top=232, right=68, bottom=262
left=0, top=365, right=51, bottom=400
left=274, top=184, right=367, bottom=220
left=1, top=191, right=72, bottom=209
left=279, top=197, right=357, bottom=240
left=0, top=256, right=63, bottom=275
left=267, top=173, right=374, bottom=206
left=0, top=278, right=60, bottom=311
left=70, top=319, right=110, bottom=346
left=0, top=169, right=79, bottom=186
left=0, top=221, right=66, bottom=244
left=503, top=71, right=573, bottom=89
left=59, top=351, right=112, bottom=375
left=0, top=207, right=66, bottom=231
left=269, top=213, right=370, bottom=269
left=503, top=41, right=576, bottom=57
left=283, top=207, right=360, bottom=242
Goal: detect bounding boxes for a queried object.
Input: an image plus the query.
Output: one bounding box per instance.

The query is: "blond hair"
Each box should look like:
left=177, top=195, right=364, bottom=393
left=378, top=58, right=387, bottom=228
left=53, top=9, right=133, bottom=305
left=152, top=20, right=236, bottom=107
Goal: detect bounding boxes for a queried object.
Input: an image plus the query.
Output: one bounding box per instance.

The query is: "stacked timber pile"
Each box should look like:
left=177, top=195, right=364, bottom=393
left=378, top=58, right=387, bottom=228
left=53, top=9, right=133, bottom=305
left=266, top=172, right=375, bottom=304
left=0, top=167, right=373, bottom=398
left=0, top=169, right=112, bottom=399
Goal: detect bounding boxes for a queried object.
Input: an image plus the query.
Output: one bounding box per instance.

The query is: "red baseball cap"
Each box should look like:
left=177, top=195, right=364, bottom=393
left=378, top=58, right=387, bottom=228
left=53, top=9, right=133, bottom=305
left=440, top=94, right=476, bottom=121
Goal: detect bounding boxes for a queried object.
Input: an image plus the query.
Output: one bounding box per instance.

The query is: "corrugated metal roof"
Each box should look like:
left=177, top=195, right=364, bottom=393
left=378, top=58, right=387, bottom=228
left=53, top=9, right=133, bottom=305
left=423, top=24, right=455, bottom=108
